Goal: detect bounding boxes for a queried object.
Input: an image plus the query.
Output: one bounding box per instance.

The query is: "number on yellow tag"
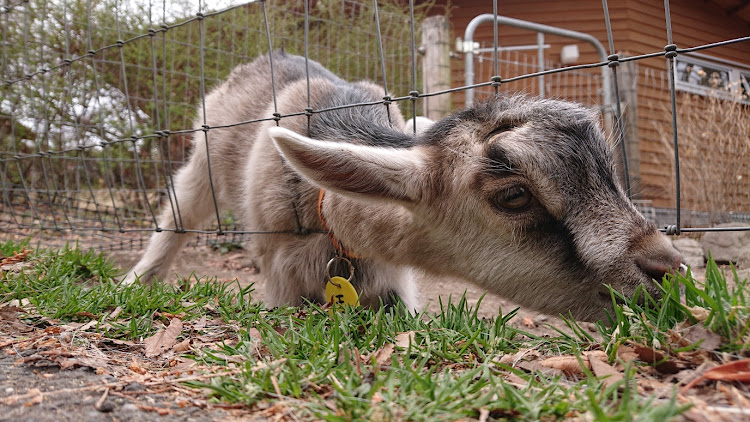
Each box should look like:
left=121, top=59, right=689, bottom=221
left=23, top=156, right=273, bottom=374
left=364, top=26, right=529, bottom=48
left=325, top=276, right=359, bottom=308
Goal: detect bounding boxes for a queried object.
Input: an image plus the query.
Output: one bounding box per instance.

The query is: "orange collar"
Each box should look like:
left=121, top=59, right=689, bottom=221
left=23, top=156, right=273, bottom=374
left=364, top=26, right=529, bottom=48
left=318, top=189, right=360, bottom=259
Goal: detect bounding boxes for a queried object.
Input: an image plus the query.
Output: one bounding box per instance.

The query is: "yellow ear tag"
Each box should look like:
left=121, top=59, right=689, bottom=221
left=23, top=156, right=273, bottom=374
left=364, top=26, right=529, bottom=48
left=326, top=276, right=359, bottom=309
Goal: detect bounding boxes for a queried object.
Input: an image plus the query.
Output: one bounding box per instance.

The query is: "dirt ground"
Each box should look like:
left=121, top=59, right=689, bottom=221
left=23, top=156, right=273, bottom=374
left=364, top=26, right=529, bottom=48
left=0, top=362, right=235, bottom=422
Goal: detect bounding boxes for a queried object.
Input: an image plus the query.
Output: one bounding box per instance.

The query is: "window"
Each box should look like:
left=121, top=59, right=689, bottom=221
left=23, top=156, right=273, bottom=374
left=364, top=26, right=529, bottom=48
left=740, top=72, right=750, bottom=102
left=674, top=55, right=750, bottom=103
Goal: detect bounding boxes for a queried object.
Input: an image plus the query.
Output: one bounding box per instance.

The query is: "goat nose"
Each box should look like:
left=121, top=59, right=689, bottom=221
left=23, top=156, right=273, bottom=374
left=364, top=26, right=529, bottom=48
left=636, top=250, right=683, bottom=282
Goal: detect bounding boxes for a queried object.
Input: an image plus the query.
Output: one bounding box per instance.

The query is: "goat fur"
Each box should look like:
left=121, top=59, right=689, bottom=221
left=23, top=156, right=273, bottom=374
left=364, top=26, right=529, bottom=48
left=123, top=51, right=682, bottom=321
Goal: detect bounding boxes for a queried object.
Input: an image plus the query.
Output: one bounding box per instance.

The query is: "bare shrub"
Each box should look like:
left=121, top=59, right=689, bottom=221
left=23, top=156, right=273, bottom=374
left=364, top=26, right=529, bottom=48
left=652, top=91, right=750, bottom=223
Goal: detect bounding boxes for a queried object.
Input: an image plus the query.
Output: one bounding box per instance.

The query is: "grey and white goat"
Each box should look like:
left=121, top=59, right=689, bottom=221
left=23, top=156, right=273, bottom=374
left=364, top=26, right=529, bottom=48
left=123, top=51, right=682, bottom=321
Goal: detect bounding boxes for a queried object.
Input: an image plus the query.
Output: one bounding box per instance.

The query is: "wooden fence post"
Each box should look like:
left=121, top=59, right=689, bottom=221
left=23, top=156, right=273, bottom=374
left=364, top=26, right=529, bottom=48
left=421, top=16, right=451, bottom=120
left=619, top=58, right=642, bottom=197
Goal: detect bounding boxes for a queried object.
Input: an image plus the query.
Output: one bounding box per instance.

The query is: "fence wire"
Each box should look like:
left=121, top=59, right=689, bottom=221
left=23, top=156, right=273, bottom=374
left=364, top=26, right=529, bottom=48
left=1, top=0, right=750, bottom=253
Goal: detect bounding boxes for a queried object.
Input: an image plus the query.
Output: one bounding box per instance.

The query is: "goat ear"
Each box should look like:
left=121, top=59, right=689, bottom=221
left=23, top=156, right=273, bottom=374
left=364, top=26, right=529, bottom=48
left=269, top=126, right=426, bottom=204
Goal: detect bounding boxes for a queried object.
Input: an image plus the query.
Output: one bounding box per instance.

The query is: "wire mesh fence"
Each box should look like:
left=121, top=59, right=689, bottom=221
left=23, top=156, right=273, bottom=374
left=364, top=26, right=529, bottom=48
left=470, top=47, right=605, bottom=110
left=1, top=0, right=750, bottom=253
left=640, top=65, right=750, bottom=227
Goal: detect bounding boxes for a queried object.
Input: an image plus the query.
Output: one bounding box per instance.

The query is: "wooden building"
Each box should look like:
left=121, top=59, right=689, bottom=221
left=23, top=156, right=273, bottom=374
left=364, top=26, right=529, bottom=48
left=423, top=0, right=750, bottom=222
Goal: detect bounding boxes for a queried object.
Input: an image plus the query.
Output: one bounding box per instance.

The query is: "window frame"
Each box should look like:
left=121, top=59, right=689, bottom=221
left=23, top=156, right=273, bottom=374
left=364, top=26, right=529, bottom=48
left=674, top=54, right=750, bottom=104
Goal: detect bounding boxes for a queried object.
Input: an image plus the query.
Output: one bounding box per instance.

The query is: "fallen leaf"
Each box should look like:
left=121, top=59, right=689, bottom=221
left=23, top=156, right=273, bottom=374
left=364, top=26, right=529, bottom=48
left=685, top=306, right=711, bottom=323
left=77, top=319, right=99, bottom=332
left=657, top=360, right=681, bottom=374
left=676, top=349, right=710, bottom=366
left=583, top=350, right=608, bottom=362
left=682, top=325, right=722, bottom=351
left=638, top=377, right=674, bottom=395
left=373, top=343, right=395, bottom=366
left=501, top=372, right=528, bottom=387
left=539, top=352, right=608, bottom=375
left=633, top=344, right=666, bottom=363
left=248, top=328, right=262, bottom=341
left=0, top=248, right=32, bottom=267
left=173, top=338, right=192, bottom=353
left=191, top=315, right=207, bottom=332
left=137, top=404, right=174, bottom=415
left=682, top=358, right=750, bottom=392
left=517, top=360, right=564, bottom=377
left=8, top=298, right=31, bottom=308
left=395, top=331, right=415, bottom=349
left=322, top=399, right=337, bottom=412
left=107, top=306, right=123, bottom=320
left=540, top=356, right=586, bottom=374
left=495, top=348, right=542, bottom=367
left=493, top=354, right=513, bottom=366
left=632, top=344, right=679, bottom=373
left=158, top=312, right=185, bottom=319
left=589, top=358, right=623, bottom=387
left=144, top=318, right=183, bottom=357
left=129, top=362, right=148, bottom=375
left=0, top=306, right=23, bottom=321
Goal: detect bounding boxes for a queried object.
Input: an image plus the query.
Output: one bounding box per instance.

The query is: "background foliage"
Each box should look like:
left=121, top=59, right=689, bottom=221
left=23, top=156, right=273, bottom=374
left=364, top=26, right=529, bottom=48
left=1, top=0, right=429, bottom=229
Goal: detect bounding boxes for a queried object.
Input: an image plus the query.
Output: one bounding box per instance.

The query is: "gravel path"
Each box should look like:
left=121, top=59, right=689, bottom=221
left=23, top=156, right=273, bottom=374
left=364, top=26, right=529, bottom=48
left=0, top=357, right=235, bottom=422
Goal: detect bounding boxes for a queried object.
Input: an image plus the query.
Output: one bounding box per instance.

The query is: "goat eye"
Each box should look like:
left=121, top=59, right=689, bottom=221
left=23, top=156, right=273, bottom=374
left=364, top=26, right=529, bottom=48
left=494, top=186, right=532, bottom=210
left=487, top=123, right=517, bottom=141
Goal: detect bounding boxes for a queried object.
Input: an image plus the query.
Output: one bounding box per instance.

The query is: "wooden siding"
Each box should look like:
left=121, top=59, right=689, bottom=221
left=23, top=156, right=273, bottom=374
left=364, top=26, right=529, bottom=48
left=624, top=0, right=750, bottom=211
left=430, top=0, right=750, bottom=215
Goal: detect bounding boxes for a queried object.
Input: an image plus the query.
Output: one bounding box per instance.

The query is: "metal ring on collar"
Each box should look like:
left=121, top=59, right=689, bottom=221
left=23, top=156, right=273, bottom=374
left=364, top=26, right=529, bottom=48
left=325, top=256, right=354, bottom=287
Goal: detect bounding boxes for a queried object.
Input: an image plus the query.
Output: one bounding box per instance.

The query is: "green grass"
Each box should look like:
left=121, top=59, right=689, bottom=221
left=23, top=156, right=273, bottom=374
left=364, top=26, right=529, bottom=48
left=597, top=254, right=749, bottom=355
left=0, top=241, right=259, bottom=339
left=3, top=239, right=747, bottom=420
left=183, top=299, right=686, bottom=421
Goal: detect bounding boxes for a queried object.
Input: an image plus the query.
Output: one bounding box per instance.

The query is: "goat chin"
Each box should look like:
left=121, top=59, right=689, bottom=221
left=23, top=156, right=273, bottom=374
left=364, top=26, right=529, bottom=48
left=123, top=51, right=682, bottom=322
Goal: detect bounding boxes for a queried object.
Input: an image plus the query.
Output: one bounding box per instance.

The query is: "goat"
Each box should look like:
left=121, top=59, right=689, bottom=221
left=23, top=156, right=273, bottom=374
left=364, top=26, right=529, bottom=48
left=122, top=51, right=682, bottom=321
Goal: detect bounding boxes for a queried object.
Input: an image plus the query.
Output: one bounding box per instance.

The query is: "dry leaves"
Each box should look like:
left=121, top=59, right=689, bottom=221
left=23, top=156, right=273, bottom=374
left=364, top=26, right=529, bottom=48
left=144, top=318, right=184, bottom=357
left=681, top=325, right=723, bottom=352
left=0, top=248, right=32, bottom=267
left=395, top=331, right=415, bottom=348
left=682, top=358, right=750, bottom=392
left=589, top=357, right=623, bottom=387
left=373, top=343, right=395, bottom=367
left=369, top=331, right=417, bottom=367
left=1, top=304, right=239, bottom=387
left=539, top=351, right=608, bottom=375
left=521, top=317, right=536, bottom=329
